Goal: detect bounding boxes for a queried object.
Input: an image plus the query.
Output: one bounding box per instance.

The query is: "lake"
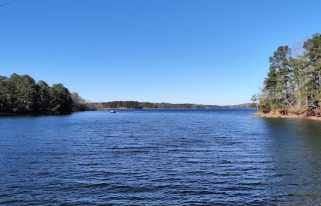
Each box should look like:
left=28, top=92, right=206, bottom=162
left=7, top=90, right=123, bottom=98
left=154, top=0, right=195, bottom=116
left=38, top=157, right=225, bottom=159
left=1, top=109, right=321, bottom=205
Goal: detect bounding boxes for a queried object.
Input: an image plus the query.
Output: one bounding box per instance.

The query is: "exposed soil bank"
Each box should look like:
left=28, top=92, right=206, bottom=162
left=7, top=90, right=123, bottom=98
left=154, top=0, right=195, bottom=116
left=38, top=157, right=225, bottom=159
left=255, top=112, right=321, bottom=121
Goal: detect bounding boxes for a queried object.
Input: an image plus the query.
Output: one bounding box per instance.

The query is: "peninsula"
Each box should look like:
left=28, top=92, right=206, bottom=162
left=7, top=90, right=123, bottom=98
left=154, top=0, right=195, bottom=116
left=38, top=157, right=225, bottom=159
left=254, top=33, right=321, bottom=120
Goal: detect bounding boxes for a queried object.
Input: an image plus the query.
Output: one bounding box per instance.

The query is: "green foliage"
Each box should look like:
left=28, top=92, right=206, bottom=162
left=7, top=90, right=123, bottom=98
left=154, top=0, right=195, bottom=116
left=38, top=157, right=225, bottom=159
left=258, top=33, right=321, bottom=116
left=37, top=80, right=50, bottom=112
left=258, top=102, right=271, bottom=114
left=10, top=74, right=38, bottom=113
left=49, top=84, right=73, bottom=114
left=0, top=74, right=73, bottom=114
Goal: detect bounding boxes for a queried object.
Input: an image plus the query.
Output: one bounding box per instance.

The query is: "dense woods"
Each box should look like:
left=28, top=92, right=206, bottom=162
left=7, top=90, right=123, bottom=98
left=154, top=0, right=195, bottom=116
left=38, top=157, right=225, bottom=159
left=0, top=73, right=81, bottom=114
left=255, top=33, right=321, bottom=116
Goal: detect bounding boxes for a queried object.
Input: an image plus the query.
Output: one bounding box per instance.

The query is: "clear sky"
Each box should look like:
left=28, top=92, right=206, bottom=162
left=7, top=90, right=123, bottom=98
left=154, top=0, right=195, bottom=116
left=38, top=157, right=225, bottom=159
left=0, top=0, right=320, bottom=105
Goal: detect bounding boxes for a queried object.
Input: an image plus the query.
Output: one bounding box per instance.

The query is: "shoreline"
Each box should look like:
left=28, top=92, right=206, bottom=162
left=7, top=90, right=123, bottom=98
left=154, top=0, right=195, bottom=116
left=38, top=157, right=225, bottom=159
left=255, top=112, right=321, bottom=122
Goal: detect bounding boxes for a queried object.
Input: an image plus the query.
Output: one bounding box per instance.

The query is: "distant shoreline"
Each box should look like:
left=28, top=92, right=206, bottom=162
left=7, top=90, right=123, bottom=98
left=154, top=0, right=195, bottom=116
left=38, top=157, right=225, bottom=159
left=101, top=107, right=255, bottom=110
left=0, top=108, right=256, bottom=117
left=86, top=101, right=255, bottom=111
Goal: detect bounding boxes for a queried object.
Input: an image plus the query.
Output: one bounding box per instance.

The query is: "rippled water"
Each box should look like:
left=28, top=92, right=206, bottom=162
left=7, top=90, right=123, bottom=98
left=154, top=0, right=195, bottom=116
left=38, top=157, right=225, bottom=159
left=1, top=109, right=321, bottom=205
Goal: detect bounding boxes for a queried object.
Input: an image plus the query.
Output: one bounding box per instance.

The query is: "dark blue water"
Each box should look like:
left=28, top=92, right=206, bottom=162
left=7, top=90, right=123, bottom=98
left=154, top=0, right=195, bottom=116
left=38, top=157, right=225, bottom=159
left=1, top=109, right=321, bottom=205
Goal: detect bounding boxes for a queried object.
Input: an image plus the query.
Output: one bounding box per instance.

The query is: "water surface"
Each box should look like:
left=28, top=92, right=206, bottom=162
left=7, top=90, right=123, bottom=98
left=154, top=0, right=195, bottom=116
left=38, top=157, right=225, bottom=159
left=1, top=109, right=321, bottom=205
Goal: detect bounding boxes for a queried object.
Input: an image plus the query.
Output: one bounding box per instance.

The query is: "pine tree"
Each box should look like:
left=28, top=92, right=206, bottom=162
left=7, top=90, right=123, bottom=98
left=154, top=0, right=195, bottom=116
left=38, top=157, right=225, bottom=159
left=257, top=33, right=321, bottom=117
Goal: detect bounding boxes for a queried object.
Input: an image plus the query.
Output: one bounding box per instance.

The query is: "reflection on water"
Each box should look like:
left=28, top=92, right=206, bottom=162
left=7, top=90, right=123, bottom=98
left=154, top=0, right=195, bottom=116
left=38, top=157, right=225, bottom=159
left=0, top=109, right=320, bottom=205
left=262, top=119, right=321, bottom=205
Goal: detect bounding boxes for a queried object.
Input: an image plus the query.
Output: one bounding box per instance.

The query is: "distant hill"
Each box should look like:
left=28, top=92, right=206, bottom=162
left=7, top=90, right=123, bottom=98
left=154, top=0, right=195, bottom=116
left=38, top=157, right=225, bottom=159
left=222, top=103, right=255, bottom=109
left=85, top=101, right=255, bottom=110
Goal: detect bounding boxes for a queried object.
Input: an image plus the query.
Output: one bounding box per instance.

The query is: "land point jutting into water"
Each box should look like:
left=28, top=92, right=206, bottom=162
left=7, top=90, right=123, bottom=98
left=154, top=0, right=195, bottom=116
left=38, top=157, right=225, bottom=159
left=254, top=33, right=321, bottom=120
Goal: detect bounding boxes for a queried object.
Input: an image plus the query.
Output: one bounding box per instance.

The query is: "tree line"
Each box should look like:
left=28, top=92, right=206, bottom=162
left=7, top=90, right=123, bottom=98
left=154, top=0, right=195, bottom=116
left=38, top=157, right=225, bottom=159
left=254, top=33, right=321, bottom=116
left=88, top=101, right=211, bottom=110
left=91, top=101, right=254, bottom=109
left=0, top=73, right=86, bottom=114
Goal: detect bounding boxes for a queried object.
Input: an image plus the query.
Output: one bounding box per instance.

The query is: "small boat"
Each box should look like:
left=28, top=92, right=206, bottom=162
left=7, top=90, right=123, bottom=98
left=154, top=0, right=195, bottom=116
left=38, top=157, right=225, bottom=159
left=110, top=110, right=117, bottom=113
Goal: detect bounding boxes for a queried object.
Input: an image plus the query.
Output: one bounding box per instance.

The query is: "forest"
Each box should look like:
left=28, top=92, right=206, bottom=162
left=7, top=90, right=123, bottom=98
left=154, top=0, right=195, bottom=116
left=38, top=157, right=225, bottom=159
left=0, top=73, right=85, bottom=114
left=255, top=33, right=321, bottom=116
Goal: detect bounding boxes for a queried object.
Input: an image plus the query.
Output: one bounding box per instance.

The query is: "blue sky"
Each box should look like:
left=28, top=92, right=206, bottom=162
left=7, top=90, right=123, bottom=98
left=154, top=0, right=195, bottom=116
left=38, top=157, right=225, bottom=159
left=0, top=0, right=320, bottom=105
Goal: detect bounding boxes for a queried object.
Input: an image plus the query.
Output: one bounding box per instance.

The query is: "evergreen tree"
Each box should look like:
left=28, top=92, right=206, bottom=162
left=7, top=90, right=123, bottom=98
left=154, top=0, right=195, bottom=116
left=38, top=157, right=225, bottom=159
left=0, top=73, right=76, bottom=115
left=49, top=84, right=73, bottom=114
left=257, top=33, right=321, bottom=116
left=37, top=80, right=51, bottom=112
left=303, top=33, right=321, bottom=108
